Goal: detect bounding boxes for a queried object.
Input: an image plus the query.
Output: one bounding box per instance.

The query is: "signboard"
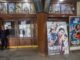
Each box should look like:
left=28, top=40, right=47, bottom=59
left=47, top=21, right=69, bottom=55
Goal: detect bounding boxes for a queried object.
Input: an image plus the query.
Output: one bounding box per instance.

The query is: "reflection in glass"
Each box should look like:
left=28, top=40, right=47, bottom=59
left=0, top=3, right=7, bottom=13
left=18, top=21, right=31, bottom=37
left=8, top=3, right=15, bottom=14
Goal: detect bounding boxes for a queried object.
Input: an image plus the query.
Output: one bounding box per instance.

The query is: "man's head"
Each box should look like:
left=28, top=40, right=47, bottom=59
left=58, top=28, right=65, bottom=36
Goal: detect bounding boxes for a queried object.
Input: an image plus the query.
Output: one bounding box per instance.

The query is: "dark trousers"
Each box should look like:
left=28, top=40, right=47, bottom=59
left=1, top=37, right=8, bottom=49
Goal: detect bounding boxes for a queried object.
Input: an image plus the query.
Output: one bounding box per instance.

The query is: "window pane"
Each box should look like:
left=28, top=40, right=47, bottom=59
left=18, top=20, right=31, bottom=37
left=4, top=21, right=15, bottom=37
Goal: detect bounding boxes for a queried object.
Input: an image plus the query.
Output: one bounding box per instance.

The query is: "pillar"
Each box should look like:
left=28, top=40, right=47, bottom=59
left=37, top=12, right=48, bottom=56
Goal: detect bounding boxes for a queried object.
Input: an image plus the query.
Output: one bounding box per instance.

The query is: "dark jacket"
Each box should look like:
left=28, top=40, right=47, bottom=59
left=0, top=29, right=5, bottom=38
left=4, top=29, right=9, bottom=37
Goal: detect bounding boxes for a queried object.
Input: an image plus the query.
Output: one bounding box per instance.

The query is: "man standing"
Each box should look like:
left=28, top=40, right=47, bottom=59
left=0, top=27, right=9, bottom=50
left=0, top=27, right=5, bottom=50
left=4, top=27, right=9, bottom=49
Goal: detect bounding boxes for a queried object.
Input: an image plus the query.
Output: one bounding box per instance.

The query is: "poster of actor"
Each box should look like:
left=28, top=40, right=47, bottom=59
left=69, top=16, right=80, bottom=50
left=47, top=22, right=69, bottom=55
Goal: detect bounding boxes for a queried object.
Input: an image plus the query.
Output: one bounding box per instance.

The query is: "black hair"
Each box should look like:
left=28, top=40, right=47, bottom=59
left=59, top=28, right=65, bottom=32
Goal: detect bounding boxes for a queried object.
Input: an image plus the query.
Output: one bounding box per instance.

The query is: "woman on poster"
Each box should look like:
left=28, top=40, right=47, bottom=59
left=74, top=24, right=80, bottom=40
left=71, top=24, right=80, bottom=45
left=58, top=28, right=69, bottom=54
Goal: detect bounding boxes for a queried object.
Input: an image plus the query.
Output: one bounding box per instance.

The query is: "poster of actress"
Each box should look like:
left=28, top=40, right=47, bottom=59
left=69, top=16, right=80, bottom=50
left=47, top=21, right=69, bottom=55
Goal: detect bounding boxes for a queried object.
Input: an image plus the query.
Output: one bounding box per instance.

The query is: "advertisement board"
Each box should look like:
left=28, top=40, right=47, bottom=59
left=69, top=16, right=80, bottom=50
left=47, top=21, right=69, bottom=55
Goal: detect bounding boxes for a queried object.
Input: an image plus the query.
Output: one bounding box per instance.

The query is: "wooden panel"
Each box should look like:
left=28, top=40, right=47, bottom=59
left=48, top=14, right=75, bottom=17
left=8, top=37, right=33, bottom=46
left=32, top=20, right=38, bottom=45
left=19, top=38, right=32, bottom=46
left=0, top=14, right=36, bottom=20
left=8, top=37, right=19, bottom=46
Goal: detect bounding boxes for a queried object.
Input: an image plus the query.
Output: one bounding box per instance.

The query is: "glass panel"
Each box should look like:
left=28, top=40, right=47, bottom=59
left=18, top=20, right=31, bottom=37
left=8, top=3, right=16, bottom=14
left=16, top=3, right=23, bottom=13
left=49, top=4, right=60, bottom=14
left=4, top=21, right=15, bottom=37
left=0, top=3, right=7, bottom=14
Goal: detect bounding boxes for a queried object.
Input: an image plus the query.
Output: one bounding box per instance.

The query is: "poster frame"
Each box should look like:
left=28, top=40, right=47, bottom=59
left=47, top=19, right=69, bottom=55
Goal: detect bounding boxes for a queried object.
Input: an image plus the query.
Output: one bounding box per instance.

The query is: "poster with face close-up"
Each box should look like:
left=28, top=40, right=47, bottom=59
left=47, top=21, right=69, bottom=55
left=69, top=16, right=80, bottom=50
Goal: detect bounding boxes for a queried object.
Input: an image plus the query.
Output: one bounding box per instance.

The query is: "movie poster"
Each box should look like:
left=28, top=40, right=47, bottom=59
left=0, top=3, right=7, bottom=14
left=22, top=3, right=30, bottom=14
left=8, top=3, right=15, bottom=14
left=49, top=4, right=60, bottom=14
left=69, top=16, right=80, bottom=50
left=16, top=3, right=22, bottom=13
left=47, top=21, right=69, bottom=55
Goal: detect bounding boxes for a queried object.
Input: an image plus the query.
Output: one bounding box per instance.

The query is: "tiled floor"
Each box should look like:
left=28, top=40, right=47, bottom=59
left=0, top=48, right=80, bottom=60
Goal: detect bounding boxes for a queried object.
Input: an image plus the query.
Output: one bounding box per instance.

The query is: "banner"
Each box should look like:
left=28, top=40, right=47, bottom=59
left=69, top=16, right=80, bottom=50
left=47, top=21, right=69, bottom=55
